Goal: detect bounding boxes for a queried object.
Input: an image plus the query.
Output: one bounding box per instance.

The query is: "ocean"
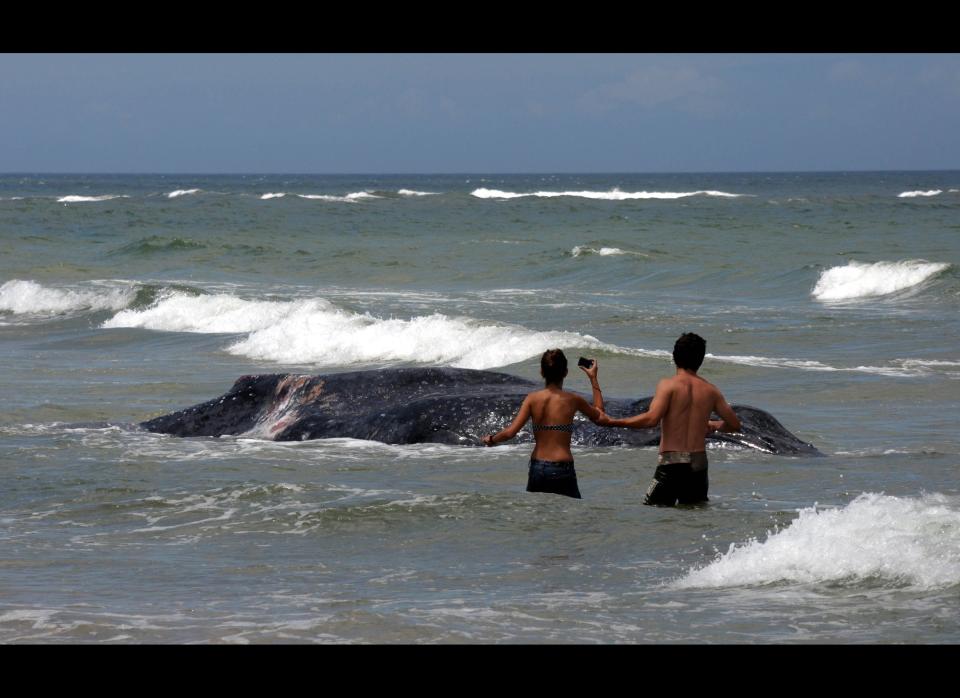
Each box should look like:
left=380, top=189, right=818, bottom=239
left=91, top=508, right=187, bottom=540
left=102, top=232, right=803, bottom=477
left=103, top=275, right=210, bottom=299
left=1, top=172, right=958, bottom=643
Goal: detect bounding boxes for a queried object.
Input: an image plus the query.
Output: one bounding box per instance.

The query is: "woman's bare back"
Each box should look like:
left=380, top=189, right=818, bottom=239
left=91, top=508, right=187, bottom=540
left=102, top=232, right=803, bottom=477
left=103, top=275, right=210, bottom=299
left=527, top=388, right=583, bottom=461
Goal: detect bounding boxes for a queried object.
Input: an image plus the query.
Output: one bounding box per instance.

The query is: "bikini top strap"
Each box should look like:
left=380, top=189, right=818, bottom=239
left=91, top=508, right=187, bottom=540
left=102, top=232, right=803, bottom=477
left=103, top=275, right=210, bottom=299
left=532, top=423, right=575, bottom=432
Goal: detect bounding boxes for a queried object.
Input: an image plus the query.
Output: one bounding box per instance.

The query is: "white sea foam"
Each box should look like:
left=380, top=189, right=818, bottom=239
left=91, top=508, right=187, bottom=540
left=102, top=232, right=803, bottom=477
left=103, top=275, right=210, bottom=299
left=57, top=195, right=130, bottom=203
left=470, top=189, right=527, bottom=200
left=677, top=493, right=960, bottom=590
left=167, top=189, right=201, bottom=198
left=704, top=351, right=960, bottom=378
left=0, top=280, right=136, bottom=316
left=260, top=193, right=286, bottom=200
left=705, top=353, right=915, bottom=377
left=812, top=260, right=950, bottom=301
left=229, top=309, right=613, bottom=369
left=571, top=246, right=647, bottom=258
left=397, top=189, right=439, bottom=196
left=895, top=359, right=960, bottom=369
left=104, top=292, right=330, bottom=334
left=897, top=190, right=943, bottom=198
left=101, top=291, right=617, bottom=369
left=297, top=192, right=381, bottom=202
left=471, top=188, right=745, bottom=200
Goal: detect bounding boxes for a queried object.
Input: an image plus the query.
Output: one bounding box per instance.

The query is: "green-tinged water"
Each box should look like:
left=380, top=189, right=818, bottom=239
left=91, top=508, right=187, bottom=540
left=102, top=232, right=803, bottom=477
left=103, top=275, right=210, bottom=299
left=1, top=172, right=959, bottom=643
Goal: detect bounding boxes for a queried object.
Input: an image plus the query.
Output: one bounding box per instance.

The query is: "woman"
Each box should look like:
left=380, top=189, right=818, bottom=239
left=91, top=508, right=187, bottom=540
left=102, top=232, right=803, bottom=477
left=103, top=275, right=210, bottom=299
left=482, top=349, right=604, bottom=499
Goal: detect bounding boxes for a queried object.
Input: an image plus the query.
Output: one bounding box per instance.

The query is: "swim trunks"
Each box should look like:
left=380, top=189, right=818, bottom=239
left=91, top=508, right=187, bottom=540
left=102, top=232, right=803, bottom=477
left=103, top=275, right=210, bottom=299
left=643, top=451, right=709, bottom=506
left=527, top=458, right=582, bottom=499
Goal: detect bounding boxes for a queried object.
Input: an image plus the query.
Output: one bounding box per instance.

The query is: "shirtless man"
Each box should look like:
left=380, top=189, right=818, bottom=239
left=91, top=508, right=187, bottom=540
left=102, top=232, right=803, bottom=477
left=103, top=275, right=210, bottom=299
left=594, top=333, right=741, bottom=505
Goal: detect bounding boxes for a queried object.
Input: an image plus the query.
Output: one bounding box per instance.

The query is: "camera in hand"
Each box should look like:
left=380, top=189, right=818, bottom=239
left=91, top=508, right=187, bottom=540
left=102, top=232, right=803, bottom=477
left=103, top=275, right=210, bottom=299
left=577, top=357, right=594, bottom=368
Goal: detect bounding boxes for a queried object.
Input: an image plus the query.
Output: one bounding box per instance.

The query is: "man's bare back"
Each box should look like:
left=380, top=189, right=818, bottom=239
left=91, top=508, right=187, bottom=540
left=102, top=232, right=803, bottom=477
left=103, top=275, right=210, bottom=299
left=593, top=333, right=741, bottom=505
left=654, top=371, right=738, bottom=453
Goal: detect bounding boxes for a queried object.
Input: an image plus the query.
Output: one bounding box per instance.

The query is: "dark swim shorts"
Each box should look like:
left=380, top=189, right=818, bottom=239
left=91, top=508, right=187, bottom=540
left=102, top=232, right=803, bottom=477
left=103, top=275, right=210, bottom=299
left=527, top=458, right=582, bottom=499
left=644, top=451, right=709, bottom=506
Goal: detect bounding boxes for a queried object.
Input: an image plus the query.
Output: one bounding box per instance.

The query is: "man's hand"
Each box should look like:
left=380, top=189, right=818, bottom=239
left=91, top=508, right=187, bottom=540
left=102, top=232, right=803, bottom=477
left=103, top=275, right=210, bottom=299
left=706, top=420, right=724, bottom=434
left=595, top=410, right=614, bottom=427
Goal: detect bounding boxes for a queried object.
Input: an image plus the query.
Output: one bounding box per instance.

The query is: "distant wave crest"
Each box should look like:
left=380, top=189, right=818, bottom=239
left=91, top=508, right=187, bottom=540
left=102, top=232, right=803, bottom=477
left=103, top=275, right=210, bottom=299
left=260, top=190, right=430, bottom=201
left=812, top=260, right=950, bottom=301
left=297, top=192, right=381, bottom=203
left=471, top=188, right=745, bottom=200
left=898, top=190, right=943, bottom=198
left=571, top=246, right=648, bottom=258
left=704, top=352, right=942, bottom=378
left=57, top=195, right=130, bottom=203
left=167, top=189, right=201, bottom=198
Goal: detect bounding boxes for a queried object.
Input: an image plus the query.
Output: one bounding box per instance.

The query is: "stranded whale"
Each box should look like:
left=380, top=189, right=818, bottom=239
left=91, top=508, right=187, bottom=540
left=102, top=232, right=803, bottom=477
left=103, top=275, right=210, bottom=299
left=140, top=368, right=821, bottom=456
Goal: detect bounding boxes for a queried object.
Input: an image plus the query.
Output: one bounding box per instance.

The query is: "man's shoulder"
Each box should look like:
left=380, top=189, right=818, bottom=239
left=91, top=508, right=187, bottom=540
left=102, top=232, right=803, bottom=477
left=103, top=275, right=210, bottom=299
left=696, top=377, right=726, bottom=403
left=683, top=374, right=723, bottom=401
left=690, top=372, right=718, bottom=389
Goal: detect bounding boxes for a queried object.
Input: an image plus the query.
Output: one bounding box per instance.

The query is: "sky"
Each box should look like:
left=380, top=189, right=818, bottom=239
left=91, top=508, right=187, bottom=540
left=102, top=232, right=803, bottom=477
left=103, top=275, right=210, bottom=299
left=1, top=53, right=958, bottom=173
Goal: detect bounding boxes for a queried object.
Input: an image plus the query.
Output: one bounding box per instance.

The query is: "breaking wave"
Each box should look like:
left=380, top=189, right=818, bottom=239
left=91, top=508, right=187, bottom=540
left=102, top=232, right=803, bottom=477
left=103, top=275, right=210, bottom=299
left=101, top=291, right=618, bottom=369
left=677, top=493, right=960, bottom=590
left=0, top=279, right=136, bottom=316
left=812, top=260, right=950, bottom=301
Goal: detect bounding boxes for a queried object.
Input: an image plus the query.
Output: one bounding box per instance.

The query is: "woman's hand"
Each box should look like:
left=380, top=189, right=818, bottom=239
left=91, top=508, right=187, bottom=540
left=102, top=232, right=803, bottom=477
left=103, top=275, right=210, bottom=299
left=482, top=434, right=495, bottom=446
left=579, top=358, right=599, bottom=382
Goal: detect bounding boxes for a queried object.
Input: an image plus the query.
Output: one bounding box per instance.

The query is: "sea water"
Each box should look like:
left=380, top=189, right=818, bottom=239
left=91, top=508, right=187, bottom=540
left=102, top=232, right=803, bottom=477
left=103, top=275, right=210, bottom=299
left=1, top=172, right=958, bottom=643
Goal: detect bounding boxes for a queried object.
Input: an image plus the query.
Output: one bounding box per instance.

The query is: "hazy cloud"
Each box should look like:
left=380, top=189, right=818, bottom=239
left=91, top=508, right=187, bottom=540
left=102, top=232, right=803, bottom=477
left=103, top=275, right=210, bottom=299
left=579, top=65, right=726, bottom=114
left=917, top=60, right=960, bottom=97
left=394, top=88, right=460, bottom=120
left=828, top=60, right=867, bottom=83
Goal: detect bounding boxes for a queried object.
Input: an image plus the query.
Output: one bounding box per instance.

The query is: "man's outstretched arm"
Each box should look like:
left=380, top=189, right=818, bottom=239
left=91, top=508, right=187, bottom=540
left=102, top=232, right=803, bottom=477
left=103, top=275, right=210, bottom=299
left=598, top=380, right=670, bottom=429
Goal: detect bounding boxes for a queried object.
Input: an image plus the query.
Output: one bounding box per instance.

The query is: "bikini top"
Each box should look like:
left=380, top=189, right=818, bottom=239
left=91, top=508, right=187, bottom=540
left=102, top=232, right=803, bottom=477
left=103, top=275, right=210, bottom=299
left=532, top=422, right=575, bottom=432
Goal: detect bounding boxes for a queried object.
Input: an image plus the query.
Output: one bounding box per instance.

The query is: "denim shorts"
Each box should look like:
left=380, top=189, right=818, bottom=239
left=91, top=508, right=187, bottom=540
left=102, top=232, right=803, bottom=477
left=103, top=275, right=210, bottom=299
left=526, top=458, right=582, bottom=499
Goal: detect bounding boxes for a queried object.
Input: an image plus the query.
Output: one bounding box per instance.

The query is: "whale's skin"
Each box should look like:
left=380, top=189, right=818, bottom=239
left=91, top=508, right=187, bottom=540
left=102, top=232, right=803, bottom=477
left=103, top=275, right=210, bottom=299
left=139, top=367, right=822, bottom=456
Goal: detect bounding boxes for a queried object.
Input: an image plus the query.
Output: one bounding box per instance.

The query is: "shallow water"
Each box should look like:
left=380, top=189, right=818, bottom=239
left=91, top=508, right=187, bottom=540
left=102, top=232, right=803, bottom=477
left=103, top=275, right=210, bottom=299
left=1, top=172, right=958, bottom=643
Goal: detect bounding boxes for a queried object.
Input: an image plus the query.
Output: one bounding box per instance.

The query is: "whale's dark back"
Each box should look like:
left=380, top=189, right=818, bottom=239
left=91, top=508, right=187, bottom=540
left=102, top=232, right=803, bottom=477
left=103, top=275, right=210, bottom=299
left=140, top=367, right=821, bottom=455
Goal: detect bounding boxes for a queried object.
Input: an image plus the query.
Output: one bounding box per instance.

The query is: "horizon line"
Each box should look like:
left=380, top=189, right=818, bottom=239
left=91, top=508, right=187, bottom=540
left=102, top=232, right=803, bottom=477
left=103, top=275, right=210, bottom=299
left=2, top=168, right=959, bottom=176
